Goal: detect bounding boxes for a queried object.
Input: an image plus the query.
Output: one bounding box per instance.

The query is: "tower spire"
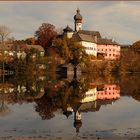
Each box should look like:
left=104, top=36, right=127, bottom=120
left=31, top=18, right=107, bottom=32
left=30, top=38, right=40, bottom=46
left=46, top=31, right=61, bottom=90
left=74, top=8, right=83, bottom=32
left=77, top=8, right=80, bottom=13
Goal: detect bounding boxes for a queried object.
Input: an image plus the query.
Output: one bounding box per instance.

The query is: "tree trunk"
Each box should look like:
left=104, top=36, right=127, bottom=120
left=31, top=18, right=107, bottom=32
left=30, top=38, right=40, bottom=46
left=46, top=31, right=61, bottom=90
left=1, top=36, right=4, bottom=44
left=74, top=66, right=77, bottom=78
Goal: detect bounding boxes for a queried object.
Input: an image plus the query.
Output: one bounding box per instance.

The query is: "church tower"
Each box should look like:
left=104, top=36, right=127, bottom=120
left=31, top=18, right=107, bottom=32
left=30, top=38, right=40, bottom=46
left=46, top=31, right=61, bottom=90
left=74, top=8, right=83, bottom=32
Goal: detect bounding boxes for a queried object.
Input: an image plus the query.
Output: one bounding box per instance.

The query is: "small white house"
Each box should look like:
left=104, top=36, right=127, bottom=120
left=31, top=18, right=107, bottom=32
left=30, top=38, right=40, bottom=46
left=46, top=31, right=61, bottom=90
left=0, top=44, right=45, bottom=61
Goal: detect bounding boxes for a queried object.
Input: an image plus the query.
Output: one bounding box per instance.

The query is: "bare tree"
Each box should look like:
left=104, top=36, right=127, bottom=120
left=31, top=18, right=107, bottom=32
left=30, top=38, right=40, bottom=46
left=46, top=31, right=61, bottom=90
left=6, top=36, right=15, bottom=44
left=0, top=25, right=12, bottom=44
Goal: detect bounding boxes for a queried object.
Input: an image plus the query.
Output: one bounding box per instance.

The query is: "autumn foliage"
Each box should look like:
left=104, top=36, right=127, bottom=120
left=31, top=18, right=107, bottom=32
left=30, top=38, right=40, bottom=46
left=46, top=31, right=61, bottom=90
left=130, top=40, right=140, bottom=51
left=35, top=23, right=57, bottom=54
left=54, top=37, right=90, bottom=66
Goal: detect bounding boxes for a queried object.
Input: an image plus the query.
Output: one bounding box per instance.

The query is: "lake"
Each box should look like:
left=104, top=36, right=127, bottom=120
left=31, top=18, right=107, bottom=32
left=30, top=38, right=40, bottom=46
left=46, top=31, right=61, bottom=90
left=0, top=73, right=140, bottom=139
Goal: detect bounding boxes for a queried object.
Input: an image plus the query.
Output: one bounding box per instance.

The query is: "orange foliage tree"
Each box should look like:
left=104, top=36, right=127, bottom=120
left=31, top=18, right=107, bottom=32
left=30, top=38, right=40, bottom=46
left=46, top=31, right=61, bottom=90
left=34, top=23, right=57, bottom=54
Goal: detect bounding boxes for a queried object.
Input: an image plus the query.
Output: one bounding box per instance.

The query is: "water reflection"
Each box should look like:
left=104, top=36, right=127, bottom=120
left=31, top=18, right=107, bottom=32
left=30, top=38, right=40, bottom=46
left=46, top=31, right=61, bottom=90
left=0, top=74, right=120, bottom=131
left=0, top=74, right=140, bottom=138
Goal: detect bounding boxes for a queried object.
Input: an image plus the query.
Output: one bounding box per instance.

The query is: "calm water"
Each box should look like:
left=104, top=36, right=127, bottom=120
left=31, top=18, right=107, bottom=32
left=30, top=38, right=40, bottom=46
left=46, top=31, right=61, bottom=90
left=0, top=74, right=140, bottom=139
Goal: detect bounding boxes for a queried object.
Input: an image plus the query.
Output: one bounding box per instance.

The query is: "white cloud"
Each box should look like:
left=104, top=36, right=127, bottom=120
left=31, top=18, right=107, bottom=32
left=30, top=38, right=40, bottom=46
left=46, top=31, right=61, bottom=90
left=0, top=1, right=140, bottom=44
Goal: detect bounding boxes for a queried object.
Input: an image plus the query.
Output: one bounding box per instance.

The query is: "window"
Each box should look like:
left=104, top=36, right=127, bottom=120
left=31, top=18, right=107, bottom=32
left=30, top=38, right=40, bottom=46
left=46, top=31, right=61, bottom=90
left=109, top=54, right=111, bottom=56
left=40, top=52, right=45, bottom=56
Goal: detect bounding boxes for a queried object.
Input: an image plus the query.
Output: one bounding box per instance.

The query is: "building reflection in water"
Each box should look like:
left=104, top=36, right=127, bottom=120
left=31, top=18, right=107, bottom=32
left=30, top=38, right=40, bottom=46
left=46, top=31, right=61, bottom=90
left=0, top=74, right=120, bottom=133
left=97, top=84, right=120, bottom=100
left=74, top=110, right=82, bottom=133
left=62, top=79, right=120, bottom=133
left=0, top=75, right=46, bottom=106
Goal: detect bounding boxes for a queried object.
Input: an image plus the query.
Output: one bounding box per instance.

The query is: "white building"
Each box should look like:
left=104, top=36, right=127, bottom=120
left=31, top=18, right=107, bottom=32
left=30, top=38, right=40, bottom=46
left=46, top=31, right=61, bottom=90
left=81, top=87, right=97, bottom=103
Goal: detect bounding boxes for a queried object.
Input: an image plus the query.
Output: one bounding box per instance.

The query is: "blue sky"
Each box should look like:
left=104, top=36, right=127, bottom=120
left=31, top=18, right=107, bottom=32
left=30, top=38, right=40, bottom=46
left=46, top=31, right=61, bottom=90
left=0, top=1, right=140, bottom=44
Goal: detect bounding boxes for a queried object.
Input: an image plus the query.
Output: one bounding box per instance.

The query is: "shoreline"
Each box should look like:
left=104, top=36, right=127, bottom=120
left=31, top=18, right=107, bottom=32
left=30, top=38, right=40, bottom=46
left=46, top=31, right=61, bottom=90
left=0, top=137, right=139, bottom=140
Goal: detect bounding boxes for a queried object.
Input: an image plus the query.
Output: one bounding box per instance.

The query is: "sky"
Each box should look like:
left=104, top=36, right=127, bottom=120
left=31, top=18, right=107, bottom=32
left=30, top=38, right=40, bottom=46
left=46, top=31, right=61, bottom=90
left=0, top=1, right=140, bottom=45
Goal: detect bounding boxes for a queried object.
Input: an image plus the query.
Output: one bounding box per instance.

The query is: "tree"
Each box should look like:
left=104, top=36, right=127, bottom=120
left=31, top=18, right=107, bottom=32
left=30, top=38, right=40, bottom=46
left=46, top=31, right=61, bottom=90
left=54, top=38, right=89, bottom=67
left=69, top=41, right=89, bottom=67
left=54, top=38, right=90, bottom=77
left=0, top=25, right=12, bottom=44
left=25, top=47, right=39, bottom=63
left=53, top=37, right=70, bottom=63
left=35, top=74, right=91, bottom=120
left=54, top=38, right=90, bottom=78
left=34, top=23, right=57, bottom=54
left=131, top=40, right=140, bottom=51
left=25, top=37, right=36, bottom=45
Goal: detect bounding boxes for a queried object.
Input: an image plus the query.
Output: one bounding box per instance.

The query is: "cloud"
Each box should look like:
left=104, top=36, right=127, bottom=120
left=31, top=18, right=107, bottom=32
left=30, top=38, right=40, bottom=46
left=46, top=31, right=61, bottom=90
left=0, top=1, right=140, bottom=44
left=81, top=1, right=140, bottom=44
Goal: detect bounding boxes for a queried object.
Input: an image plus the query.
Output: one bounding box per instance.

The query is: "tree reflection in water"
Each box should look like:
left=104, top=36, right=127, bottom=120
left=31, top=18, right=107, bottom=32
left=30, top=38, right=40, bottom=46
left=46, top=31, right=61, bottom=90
left=0, top=94, right=11, bottom=117
left=120, top=74, right=140, bottom=101
left=34, top=74, right=121, bottom=133
left=35, top=76, right=90, bottom=120
left=1, top=73, right=140, bottom=133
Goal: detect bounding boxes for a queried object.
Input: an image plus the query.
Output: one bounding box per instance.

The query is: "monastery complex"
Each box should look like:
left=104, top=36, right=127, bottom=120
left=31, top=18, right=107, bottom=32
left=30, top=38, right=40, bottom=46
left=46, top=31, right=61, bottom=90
left=62, top=8, right=121, bottom=60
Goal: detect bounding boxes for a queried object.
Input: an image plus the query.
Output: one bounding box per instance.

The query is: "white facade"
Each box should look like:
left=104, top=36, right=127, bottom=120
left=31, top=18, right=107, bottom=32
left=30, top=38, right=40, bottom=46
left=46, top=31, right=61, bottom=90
left=40, top=51, right=45, bottom=57
left=75, top=111, right=81, bottom=121
left=81, top=88, right=97, bottom=103
left=75, top=23, right=82, bottom=32
left=67, top=106, right=73, bottom=112
left=17, top=51, right=26, bottom=59
left=66, top=32, right=74, bottom=39
left=80, top=41, right=97, bottom=56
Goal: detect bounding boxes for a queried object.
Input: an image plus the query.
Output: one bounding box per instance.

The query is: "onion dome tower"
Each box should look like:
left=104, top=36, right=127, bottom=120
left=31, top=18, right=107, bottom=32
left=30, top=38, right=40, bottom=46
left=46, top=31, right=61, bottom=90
left=74, top=8, right=83, bottom=32
left=73, top=110, right=82, bottom=133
